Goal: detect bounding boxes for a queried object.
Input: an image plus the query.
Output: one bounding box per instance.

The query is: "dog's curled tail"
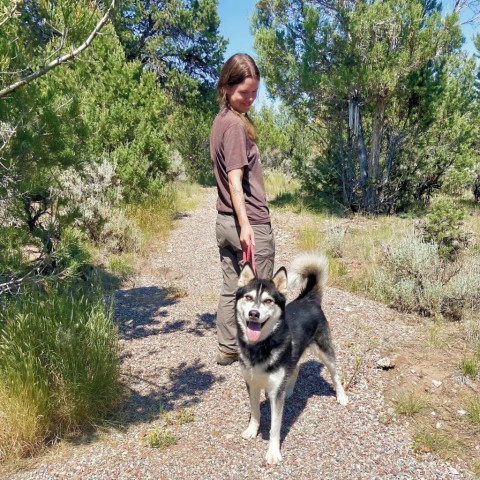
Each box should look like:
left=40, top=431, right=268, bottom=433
left=288, top=253, right=328, bottom=299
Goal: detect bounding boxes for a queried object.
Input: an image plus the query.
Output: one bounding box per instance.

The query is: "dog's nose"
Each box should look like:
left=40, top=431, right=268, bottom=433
left=248, top=310, right=260, bottom=320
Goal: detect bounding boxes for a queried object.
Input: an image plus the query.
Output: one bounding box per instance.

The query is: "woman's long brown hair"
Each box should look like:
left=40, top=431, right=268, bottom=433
left=216, top=53, right=260, bottom=141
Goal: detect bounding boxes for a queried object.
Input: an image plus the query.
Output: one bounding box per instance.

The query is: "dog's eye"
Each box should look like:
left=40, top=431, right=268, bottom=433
left=245, top=295, right=253, bottom=302
left=264, top=299, right=273, bottom=304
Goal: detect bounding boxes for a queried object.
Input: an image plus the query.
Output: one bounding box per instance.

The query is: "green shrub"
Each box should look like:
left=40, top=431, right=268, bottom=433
left=52, top=227, right=91, bottom=277
left=0, top=227, right=32, bottom=286
left=420, top=198, right=470, bottom=259
left=0, top=283, right=120, bottom=460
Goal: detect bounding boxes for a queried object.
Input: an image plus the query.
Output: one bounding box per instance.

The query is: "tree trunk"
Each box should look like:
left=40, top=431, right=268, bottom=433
left=370, top=96, right=386, bottom=181
left=337, top=118, right=354, bottom=208
left=355, top=110, right=370, bottom=210
left=367, top=96, right=386, bottom=211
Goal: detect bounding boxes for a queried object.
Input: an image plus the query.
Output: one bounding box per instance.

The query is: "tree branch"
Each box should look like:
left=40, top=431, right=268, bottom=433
left=0, top=0, right=115, bottom=99
left=0, top=0, right=19, bottom=28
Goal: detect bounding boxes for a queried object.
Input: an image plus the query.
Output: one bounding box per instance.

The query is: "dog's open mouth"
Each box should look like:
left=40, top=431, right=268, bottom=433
left=246, top=321, right=262, bottom=342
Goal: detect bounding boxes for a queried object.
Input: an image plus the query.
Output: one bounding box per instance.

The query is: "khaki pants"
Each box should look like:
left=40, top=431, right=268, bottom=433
left=215, top=213, right=275, bottom=355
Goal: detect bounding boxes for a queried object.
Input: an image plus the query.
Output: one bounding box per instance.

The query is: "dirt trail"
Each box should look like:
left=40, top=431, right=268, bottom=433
left=4, top=187, right=470, bottom=479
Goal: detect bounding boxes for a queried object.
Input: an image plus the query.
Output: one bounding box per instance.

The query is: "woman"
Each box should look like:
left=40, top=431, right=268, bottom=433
left=210, top=53, right=275, bottom=366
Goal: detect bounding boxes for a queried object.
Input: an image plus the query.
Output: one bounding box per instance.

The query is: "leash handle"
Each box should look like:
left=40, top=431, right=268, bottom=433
left=242, top=243, right=256, bottom=274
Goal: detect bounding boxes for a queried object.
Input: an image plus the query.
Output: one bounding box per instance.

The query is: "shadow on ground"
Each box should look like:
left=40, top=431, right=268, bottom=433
left=257, top=360, right=336, bottom=443
left=158, top=311, right=216, bottom=336
left=112, top=286, right=222, bottom=428
left=114, top=286, right=179, bottom=340
left=118, top=359, right=224, bottom=426
left=115, top=287, right=216, bottom=341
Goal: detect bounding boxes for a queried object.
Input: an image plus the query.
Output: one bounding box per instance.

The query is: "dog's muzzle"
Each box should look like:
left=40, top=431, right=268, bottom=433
left=246, top=310, right=262, bottom=342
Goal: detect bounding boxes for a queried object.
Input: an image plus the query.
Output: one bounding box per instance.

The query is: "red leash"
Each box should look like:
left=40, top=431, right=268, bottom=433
left=242, top=243, right=256, bottom=274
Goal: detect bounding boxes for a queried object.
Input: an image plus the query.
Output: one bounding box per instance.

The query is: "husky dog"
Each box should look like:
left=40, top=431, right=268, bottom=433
left=235, top=253, right=348, bottom=465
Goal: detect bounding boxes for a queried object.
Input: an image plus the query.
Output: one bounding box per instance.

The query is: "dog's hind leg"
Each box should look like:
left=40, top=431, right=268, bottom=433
left=242, top=383, right=261, bottom=440
left=265, top=388, right=285, bottom=464
left=285, top=365, right=299, bottom=399
left=311, top=342, right=348, bottom=406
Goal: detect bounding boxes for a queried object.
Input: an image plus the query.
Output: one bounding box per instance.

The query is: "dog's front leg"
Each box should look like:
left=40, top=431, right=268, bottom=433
left=265, top=390, right=285, bottom=464
left=242, top=383, right=261, bottom=439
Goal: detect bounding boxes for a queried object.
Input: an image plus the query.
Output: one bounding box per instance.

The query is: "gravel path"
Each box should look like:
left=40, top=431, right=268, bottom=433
left=7, top=187, right=470, bottom=479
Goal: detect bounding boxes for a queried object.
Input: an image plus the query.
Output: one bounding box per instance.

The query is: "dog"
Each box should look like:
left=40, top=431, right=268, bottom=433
left=235, top=253, right=348, bottom=465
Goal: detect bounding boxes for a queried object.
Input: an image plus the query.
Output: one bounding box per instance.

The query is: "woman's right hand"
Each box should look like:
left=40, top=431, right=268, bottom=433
left=240, top=223, right=255, bottom=251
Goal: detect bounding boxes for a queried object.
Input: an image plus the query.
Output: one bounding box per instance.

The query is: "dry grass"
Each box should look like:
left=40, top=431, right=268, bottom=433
left=127, top=182, right=203, bottom=246
left=161, top=408, right=194, bottom=426
left=145, top=429, right=177, bottom=449
left=412, top=430, right=460, bottom=459
left=0, top=385, right=47, bottom=461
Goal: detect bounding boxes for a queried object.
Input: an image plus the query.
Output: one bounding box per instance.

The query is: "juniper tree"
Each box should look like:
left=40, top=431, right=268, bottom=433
left=0, top=0, right=171, bottom=288
left=110, top=0, right=226, bottom=95
left=253, top=0, right=479, bottom=212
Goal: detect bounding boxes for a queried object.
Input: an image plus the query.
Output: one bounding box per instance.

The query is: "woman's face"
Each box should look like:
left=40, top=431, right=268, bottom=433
left=226, top=77, right=259, bottom=113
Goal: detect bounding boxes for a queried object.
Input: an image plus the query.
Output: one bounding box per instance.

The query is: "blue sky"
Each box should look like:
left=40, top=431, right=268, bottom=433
left=217, top=0, right=257, bottom=60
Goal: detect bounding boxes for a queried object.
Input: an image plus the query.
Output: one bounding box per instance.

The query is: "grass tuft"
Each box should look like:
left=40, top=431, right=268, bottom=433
left=394, top=391, right=428, bottom=416
left=145, top=428, right=177, bottom=449
left=467, top=396, right=480, bottom=426
left=412, top=430, right=458, bottom=458
left=162, top=408, right=194, bottom=426
left=460, top=357, right=479, bottom=379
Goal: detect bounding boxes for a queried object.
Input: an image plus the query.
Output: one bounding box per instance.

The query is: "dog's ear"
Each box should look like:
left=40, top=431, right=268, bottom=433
left=238, top=262, right=256, bottom=287
left=272, top=267, right=288, bottom=294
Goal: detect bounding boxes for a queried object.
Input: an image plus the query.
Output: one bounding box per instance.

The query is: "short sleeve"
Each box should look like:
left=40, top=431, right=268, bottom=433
left=223, top=124, right=249, bottom=172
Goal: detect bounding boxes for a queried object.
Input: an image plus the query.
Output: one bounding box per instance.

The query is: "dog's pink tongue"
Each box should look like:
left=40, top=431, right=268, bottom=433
left=246, top=322, right=262, bottom=342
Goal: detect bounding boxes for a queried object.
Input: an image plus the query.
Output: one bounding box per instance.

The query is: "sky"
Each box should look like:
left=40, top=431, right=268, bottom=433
left=217, top=0, right=257, bottom=60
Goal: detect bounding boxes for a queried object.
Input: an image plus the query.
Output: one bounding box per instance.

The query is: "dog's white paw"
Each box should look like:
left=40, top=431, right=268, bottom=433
left=242, top=426, right=258, bottom=439
left=337, top=392, right=349, bottom=406
left=265, top=447, right=282, bottom=465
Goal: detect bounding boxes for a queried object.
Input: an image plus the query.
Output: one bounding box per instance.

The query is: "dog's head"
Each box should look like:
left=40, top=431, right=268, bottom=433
left=235, top=263, right=288, bottom=344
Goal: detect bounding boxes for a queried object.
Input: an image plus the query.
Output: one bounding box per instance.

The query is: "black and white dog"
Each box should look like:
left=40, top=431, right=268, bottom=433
left=236, top=253, right=348, bottom=464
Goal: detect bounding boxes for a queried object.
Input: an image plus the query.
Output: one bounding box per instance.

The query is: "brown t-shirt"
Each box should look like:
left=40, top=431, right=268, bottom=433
left=210, top=107, right=270, bottom=225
